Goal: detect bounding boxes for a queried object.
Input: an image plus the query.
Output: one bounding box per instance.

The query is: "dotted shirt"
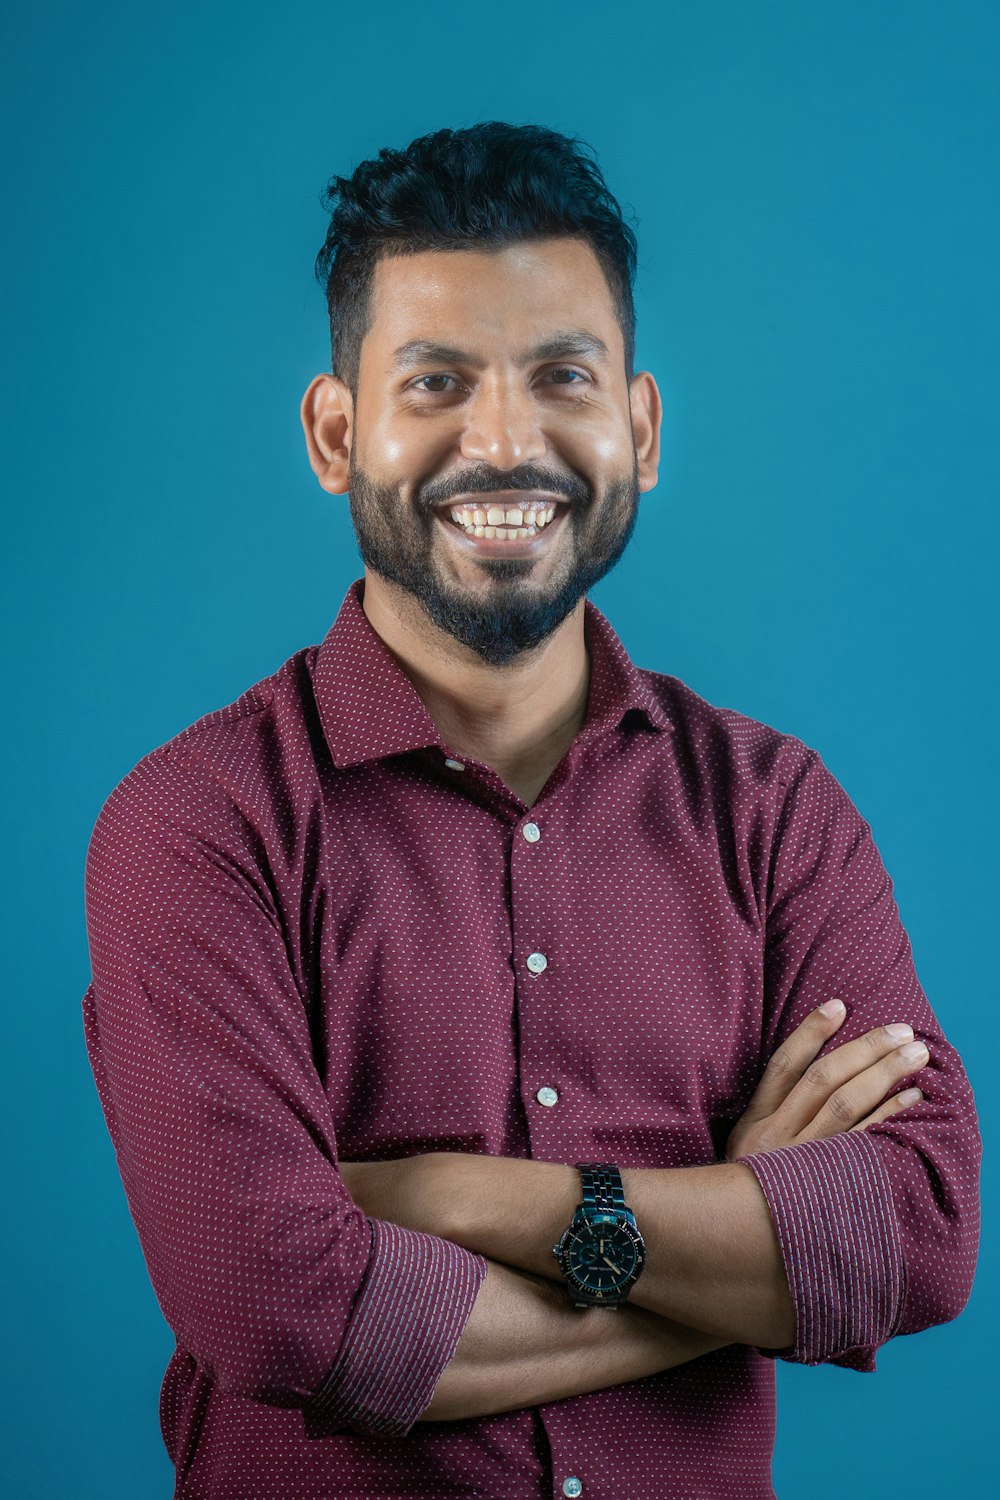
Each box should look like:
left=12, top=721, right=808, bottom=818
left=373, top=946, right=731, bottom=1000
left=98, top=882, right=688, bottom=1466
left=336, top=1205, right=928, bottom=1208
left=82, top=577, right=981, bottom=1500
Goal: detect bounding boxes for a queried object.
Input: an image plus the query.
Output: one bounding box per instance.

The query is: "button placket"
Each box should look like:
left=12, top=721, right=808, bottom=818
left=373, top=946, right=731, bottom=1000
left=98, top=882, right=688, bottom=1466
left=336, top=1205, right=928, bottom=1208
left=509, top=804, right=563, bottom=1140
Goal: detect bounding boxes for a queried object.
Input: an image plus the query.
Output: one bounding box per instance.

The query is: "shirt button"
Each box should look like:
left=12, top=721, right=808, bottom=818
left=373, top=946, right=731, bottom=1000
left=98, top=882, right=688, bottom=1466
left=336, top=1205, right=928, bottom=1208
left=536, top=1086, right=559, bottom=1107
left=526, top=951, right=548, bottom=974
left=444, top=757, right=465, bottom=771
left=562, top=1480, right=584, bottom=1498
left=522, top=821, right=541, bottom=843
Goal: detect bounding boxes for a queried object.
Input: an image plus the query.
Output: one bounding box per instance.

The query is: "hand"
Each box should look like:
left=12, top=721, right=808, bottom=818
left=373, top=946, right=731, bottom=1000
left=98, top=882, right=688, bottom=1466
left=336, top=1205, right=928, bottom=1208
left=724, top=1000, right=929, bottom=1161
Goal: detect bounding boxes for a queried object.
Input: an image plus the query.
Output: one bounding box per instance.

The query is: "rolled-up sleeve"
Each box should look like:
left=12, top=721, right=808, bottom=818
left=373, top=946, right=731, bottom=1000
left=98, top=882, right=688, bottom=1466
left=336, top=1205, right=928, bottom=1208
left=82, top=745, right=486, bottom=1435
left=735, top=745, right=981, bottom=1372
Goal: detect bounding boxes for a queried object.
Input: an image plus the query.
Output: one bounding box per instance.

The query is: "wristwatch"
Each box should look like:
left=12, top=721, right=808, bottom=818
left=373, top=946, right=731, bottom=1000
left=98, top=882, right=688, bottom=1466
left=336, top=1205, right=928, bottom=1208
left=551, top=1163, right=647, bottom=1307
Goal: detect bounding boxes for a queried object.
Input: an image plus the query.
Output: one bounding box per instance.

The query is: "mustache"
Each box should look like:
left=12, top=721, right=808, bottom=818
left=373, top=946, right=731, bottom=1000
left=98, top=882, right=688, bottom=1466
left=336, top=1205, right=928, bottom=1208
left=419, top=467, right=589, bottom=510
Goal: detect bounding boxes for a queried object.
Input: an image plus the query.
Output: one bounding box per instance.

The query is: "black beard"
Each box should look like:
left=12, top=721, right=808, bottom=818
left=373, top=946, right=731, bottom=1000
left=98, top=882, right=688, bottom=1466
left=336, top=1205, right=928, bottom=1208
left=345, top=457, right=641, bottom=668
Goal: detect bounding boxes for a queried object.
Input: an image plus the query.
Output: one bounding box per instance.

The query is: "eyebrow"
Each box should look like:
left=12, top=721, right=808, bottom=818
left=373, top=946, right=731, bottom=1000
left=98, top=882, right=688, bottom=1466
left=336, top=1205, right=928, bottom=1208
left=390, top=329, right=611, bottom=371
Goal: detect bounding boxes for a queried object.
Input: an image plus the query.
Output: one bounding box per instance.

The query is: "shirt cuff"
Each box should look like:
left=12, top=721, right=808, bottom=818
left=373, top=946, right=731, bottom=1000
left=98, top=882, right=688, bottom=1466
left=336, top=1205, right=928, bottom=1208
left=307, top=1217, right=487, bottom=1435
left=734, top=1129, right=906, bottom=1370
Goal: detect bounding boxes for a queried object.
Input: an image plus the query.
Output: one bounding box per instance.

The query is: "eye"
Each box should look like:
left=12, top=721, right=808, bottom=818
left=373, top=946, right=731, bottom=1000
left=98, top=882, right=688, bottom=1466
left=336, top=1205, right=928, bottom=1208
left=548, top=367, right=588, bottom=385
left=412, top=373, right=459, bottom=393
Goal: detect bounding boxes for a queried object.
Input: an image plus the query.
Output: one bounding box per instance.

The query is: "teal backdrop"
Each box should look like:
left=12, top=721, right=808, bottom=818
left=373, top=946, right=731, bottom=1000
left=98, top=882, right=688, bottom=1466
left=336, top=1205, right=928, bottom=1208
left=3, top=2, right=995, bottom=1494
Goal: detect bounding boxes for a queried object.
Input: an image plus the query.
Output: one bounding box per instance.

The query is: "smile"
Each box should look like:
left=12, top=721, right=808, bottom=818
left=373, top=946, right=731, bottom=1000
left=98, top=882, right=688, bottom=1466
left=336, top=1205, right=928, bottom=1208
left=447, top=498, right=558, bottom=539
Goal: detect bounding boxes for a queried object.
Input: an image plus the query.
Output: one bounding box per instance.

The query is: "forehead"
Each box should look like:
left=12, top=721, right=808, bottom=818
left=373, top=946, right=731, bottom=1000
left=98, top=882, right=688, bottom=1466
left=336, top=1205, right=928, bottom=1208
left=364, top=237, right=622, bottom=364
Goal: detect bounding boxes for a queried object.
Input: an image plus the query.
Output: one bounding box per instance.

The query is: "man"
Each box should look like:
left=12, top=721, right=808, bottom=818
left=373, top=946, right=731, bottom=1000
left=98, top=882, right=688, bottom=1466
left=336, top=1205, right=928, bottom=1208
left=83, top=122, right=981, bottom=1499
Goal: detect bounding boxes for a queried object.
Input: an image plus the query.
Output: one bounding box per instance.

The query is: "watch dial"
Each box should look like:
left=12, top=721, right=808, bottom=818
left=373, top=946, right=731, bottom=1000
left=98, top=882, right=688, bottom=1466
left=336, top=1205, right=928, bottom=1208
left=565, top=1221, right=640, bottom=1294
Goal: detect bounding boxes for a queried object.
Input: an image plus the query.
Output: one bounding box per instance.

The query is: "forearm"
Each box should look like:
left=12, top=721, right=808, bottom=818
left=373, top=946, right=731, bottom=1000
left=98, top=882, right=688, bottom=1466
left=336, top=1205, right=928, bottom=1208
left=450, top=1159, right=794, bottom=1349
left=344, top=1155, right=795, bottom=1352
left=420, top=1256, right=732, bottom=1422
left=621, top=1162, right=795, bottom=1348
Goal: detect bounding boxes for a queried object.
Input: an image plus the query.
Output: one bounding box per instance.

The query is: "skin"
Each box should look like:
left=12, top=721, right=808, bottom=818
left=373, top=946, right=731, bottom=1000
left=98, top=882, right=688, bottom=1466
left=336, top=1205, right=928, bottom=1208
left=300, top=239, right=928, bottom=1420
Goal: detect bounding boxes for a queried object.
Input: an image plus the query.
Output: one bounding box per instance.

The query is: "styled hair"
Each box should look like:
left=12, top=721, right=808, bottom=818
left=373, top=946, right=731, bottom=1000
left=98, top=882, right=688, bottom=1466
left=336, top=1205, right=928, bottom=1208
left=313, top=121, right=639, bottom=396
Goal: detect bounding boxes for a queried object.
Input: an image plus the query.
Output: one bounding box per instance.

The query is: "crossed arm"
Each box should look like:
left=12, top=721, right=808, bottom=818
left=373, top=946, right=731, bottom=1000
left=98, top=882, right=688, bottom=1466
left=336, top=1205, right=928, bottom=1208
left=84, top=748, right=977, bottom=1433
left=341, top=1002, right=932, bottom=1421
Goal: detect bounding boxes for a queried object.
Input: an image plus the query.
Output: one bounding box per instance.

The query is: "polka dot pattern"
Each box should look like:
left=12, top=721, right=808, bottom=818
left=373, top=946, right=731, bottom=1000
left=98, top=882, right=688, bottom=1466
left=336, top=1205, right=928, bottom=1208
left=83, top=577, right=981, bottom=1499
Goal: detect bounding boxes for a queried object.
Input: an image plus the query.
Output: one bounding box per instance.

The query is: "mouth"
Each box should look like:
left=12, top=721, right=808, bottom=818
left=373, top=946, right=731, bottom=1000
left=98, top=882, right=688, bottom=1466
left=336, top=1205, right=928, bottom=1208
left=432, top=491, right=571, bottom=557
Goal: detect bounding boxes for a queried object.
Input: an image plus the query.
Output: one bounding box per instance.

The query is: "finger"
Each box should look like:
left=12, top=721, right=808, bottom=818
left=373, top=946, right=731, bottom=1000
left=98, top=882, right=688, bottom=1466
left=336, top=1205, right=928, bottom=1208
left=772, top=1023, right=929, bottom=1139
left=848, top=1087, right=924, bottom=1133
left=736, top=1000, right=849, bottom=1126
left=793, top=1040, right=930, bottom=1142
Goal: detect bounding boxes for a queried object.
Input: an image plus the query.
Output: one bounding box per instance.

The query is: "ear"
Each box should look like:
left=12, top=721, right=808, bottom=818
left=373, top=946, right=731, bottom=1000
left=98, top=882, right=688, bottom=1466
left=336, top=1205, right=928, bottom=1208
left=300, top=373, right=354, bottom=495
left=628, top=370, right=662, bottom=493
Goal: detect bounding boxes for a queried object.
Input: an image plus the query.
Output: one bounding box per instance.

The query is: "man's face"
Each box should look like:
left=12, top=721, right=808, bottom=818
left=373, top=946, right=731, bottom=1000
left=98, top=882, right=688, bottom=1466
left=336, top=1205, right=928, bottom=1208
left=335, top=237, right=658, bottom=666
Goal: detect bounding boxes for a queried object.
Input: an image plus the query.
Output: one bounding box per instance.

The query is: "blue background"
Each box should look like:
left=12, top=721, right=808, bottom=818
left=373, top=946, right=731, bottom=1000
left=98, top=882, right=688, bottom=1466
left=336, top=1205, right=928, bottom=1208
left=3, top=2, right=995, bottom=1494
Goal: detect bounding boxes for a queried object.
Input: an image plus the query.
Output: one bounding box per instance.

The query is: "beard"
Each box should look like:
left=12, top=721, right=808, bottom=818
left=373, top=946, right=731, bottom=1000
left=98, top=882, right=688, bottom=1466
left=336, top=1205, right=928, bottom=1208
left=345, top=453, right=641, bottom=668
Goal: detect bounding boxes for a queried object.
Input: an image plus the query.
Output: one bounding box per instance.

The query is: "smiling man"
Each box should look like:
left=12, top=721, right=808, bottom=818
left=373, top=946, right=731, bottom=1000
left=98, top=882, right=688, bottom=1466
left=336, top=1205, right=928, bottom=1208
left=302, top=230, right=653, bottom=805
left=82, top=123, right=981, bottom=1500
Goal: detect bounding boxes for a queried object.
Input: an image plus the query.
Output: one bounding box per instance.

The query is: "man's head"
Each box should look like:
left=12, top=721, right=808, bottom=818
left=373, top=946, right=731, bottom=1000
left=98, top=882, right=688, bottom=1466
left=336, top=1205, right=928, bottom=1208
left=302, top=122, right=661, bottom=667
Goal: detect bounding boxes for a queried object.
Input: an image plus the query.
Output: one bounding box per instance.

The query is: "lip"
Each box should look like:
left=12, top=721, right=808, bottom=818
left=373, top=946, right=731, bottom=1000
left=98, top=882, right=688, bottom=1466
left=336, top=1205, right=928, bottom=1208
left=435, top=498, right=570, bottom=558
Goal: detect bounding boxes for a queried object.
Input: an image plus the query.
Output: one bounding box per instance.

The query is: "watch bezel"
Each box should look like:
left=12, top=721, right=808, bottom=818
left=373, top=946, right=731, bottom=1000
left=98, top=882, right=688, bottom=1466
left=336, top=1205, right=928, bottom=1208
left=552, top=1210, right=647, bottom=1305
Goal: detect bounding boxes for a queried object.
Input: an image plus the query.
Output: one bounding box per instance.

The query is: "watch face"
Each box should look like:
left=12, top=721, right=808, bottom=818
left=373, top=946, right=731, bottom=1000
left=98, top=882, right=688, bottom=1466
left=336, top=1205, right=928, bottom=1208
left=561, top=1217, right=645, bottom=1297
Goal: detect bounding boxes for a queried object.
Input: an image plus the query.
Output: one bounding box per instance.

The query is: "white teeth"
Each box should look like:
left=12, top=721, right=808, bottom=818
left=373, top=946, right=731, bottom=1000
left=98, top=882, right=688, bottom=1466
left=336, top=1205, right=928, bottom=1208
left=446, top=498, right=560, bottom=534
left=446, top=499, right=558, bottom=536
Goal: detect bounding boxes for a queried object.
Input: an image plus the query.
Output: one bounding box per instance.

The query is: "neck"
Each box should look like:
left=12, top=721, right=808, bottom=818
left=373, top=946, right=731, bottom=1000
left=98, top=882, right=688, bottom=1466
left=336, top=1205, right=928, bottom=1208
left=360, top=571, right=591, bottom=787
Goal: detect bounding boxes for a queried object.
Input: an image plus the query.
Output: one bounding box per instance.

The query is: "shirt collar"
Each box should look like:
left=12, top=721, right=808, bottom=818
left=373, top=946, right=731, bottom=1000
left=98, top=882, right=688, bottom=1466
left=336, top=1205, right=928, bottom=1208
left=313, top=577, right=672, bottom=771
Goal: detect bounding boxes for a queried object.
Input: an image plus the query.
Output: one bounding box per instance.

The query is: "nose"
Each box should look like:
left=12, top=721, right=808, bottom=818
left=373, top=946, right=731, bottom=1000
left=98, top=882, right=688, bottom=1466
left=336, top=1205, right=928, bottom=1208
left=459, top=373, right=547, bottom=470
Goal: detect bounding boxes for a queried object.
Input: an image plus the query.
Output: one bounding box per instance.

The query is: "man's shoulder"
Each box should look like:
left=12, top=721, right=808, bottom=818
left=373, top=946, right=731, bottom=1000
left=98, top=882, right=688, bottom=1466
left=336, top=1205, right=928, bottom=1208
left=636, top=666, right=816, bottom=791
left=87, top=641, right=323, bottom=853
left=158, top=641, right=321, bottom=755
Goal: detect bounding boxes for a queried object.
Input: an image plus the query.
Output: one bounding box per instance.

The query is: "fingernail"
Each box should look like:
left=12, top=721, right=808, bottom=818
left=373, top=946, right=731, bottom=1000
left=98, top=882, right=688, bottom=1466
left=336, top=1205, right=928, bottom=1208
left=898, top=1088, right=923, bottom=1106
left=899, top=1040, right=929, bottom=1063
left=819, top=999, right=846, bottom=1017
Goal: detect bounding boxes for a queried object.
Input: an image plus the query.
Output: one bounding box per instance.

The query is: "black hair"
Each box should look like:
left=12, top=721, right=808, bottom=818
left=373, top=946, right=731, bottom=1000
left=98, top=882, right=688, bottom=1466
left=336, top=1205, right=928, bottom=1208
left=313, top=121, right=639, bottom=396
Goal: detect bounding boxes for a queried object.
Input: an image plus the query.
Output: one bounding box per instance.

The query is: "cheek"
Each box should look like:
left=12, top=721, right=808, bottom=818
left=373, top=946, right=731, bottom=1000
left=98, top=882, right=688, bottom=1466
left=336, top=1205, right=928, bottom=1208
left=551, top=406, right=630, bottom=469
left=363, top=411, right=448, bottom=480
left=360, top=410, right=407, bottom=468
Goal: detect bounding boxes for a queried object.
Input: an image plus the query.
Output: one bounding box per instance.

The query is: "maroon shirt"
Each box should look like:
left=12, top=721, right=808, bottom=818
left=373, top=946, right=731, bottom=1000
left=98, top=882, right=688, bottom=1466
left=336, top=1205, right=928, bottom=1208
left=83, top=577, right=981, bottom=1499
